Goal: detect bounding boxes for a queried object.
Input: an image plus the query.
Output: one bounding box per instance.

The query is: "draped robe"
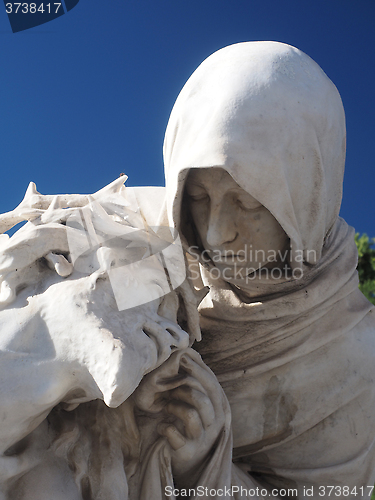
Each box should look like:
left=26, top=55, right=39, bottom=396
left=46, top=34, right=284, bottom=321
left=151, top=41, right=375, bottom=499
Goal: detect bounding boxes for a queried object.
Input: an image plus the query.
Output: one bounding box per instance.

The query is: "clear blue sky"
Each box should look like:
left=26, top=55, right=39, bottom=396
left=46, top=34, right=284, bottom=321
left=0, top=0, right=374, bottom=236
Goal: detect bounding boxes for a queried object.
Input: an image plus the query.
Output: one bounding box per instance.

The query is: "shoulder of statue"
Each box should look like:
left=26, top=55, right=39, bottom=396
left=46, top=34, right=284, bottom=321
left=126, top=186, right=167, bottom=227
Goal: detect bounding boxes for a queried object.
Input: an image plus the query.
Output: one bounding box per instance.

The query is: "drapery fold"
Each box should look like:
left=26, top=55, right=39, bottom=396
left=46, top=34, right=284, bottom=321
left=162, top=41, right=375, bottom=497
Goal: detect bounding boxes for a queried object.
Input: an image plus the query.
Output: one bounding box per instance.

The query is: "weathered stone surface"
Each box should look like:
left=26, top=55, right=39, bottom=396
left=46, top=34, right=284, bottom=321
left=1, top=42, right=375, bottom=500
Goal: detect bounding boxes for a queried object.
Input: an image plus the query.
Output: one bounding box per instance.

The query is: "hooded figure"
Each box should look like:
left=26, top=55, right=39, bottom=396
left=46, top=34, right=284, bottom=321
left=157, top=41, right=375, bottom=497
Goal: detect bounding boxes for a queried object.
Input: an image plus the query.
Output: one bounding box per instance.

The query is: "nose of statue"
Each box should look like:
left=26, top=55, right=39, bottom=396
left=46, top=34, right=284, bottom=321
left=206, top=205, right=237, bottom=248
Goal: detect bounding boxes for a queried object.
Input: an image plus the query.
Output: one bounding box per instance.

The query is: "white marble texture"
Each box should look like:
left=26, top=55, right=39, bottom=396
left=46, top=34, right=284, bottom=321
left=1, top=41, right=375, bottom=500
left=160, top=41, right=375, bottom=499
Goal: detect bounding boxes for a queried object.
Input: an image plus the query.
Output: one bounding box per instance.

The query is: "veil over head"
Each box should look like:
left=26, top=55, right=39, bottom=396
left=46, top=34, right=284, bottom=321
left=161, top=44, right=375, bottom=494
left=163, top=41, right=346, bottom=266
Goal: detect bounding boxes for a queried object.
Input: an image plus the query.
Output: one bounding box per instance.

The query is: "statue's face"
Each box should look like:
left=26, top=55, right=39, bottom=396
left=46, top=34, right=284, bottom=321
left=185, top=168, right=289, bottom=278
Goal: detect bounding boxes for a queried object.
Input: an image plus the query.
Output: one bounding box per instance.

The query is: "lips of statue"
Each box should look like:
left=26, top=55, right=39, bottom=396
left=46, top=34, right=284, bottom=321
left=185, top=168, right=290, bottom=278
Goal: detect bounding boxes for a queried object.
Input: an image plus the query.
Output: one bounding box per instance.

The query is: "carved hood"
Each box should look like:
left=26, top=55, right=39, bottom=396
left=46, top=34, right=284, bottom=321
left=163, top=41, right=346, bottom=267
left=162, top=41, right=375, bottom=493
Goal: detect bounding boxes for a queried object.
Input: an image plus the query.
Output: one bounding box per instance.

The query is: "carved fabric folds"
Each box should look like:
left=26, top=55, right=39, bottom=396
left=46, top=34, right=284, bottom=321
left=160, top=42, right=375, bottom=497
left=0, top=185, right=190, bottom=500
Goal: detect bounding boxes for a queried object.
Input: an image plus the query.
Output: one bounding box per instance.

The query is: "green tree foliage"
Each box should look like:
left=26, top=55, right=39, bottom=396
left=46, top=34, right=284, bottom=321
left=354, top=235, right=375, bottom=497
left=355, top=233, right=375, bottom=305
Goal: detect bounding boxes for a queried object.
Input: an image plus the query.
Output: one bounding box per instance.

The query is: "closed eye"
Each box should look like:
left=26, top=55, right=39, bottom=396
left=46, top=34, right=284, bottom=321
left=185, top=184, right=209, bottom=202
left=233, top=190, right=262, bottom=211
left=236, top=198, right=262, bottom=211
left=188, top=193, right=209, bottom=202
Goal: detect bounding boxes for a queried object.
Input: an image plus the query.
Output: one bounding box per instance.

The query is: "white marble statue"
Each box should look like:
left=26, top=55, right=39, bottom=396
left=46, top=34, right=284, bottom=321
left=1, top=41, right=375, bottom=500
left=0, top=178, right=221, bottom=499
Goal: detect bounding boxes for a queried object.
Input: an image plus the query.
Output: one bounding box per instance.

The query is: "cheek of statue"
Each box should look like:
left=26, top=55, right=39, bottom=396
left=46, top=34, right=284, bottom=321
left=234, top=209, right=289, bottom=268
